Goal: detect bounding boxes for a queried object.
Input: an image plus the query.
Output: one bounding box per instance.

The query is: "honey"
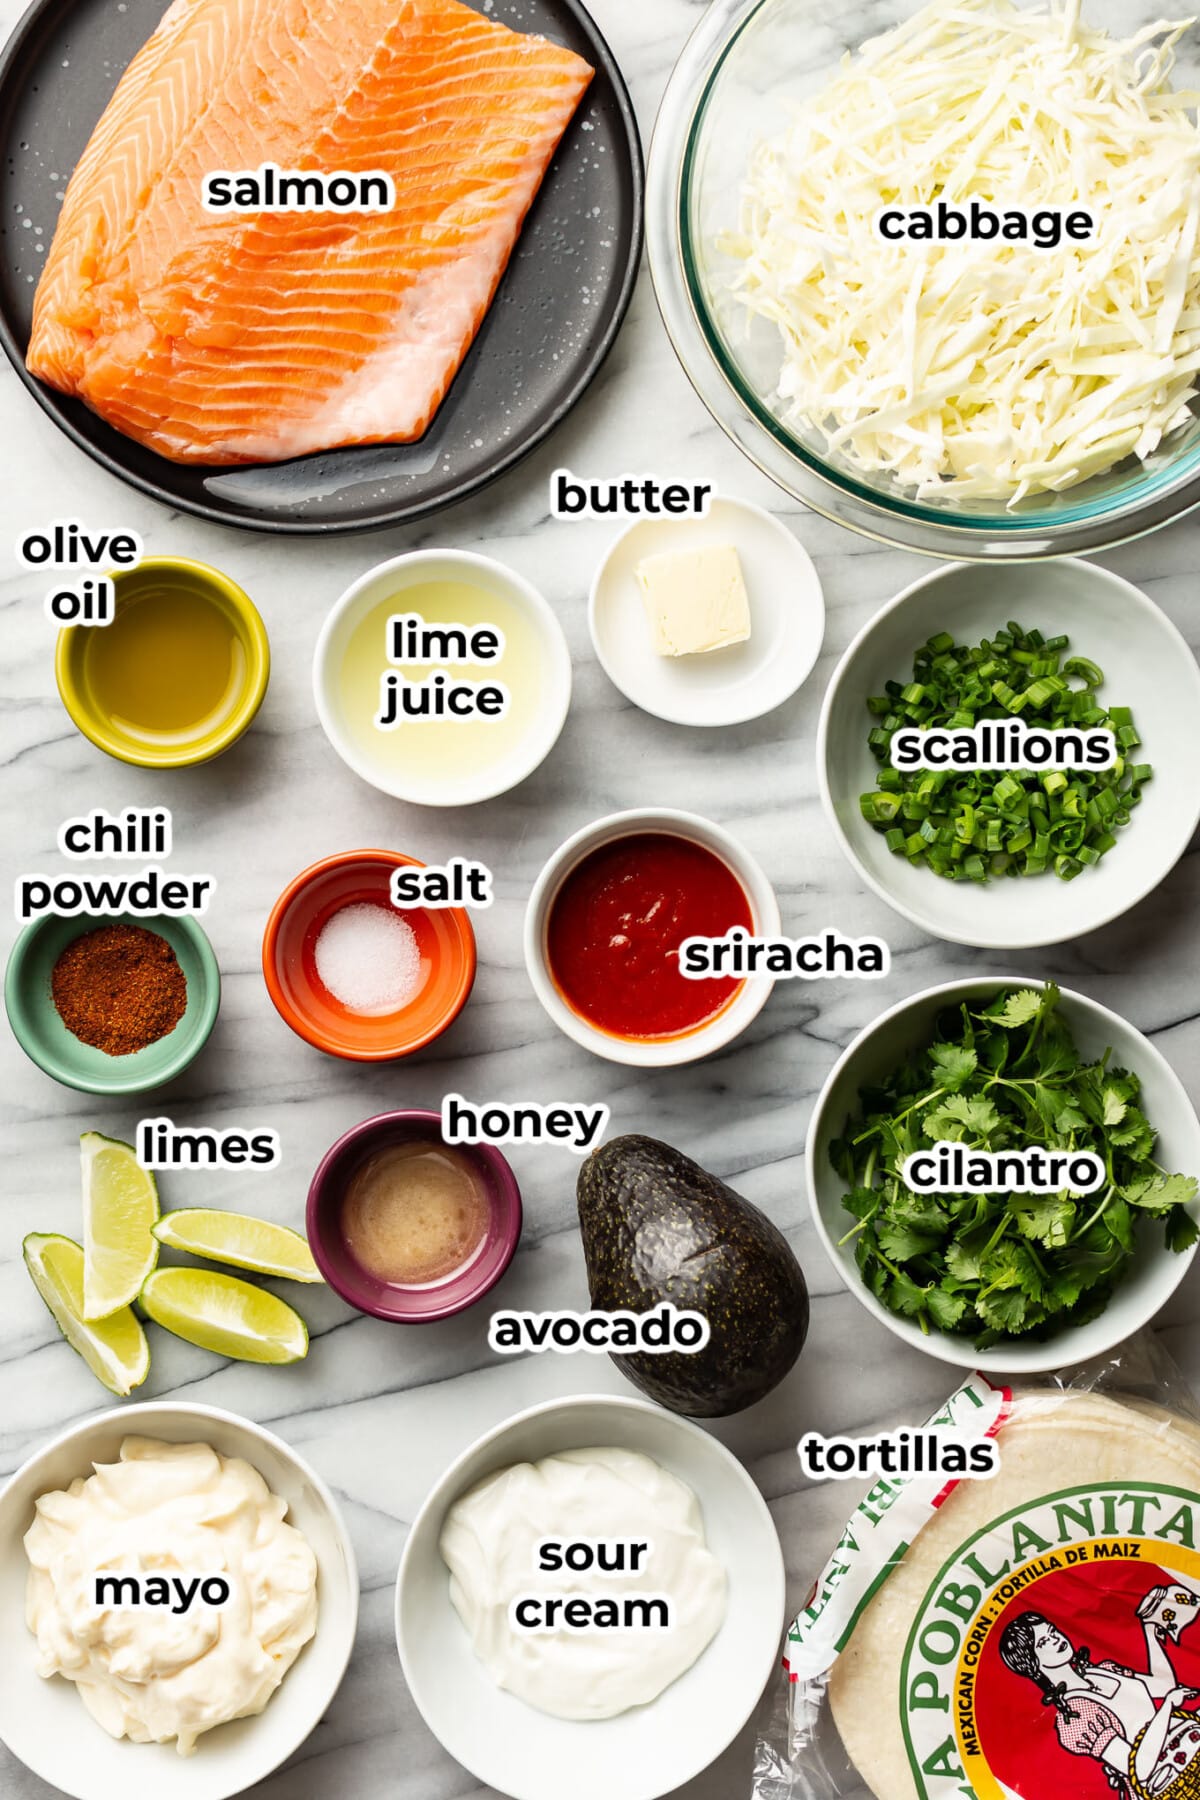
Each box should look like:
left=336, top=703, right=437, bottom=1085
left=341, top=1141, right=490, bottom=1286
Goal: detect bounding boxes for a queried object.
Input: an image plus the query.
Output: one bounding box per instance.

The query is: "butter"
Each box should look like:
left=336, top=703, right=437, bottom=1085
left=635, top=543, right=752, bottom=657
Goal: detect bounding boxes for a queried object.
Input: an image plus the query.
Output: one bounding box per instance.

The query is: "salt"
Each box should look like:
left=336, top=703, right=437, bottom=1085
left=314, top=903, right=421, bottom=1015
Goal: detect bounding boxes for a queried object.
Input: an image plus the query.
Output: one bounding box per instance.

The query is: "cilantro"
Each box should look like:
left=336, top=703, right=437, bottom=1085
left=841, top=1187, right=882, bottom=1222
left=926, top=1286, right=967, bottom=1331
left=924, top=1094, right=1003, bottom=1140
left=945, top=1234, right=988, bottom=1282
left=834, top=984, right=1198, bottom=1348
left=928, top=1043, right=978, bottom=1092
left=877, top=1217, right=944, bottom=1261
left=887, top=1272, right=932, bottom=1318
left=977, top=1285, right=1032, bottom=1334
left=1010, top=1195, right=1075, bottom=1249
left=1167, top=1211, right=1200, bottom=1254
left=986, top=989, right=1046, bottom=1029
left=1123, top=1173, right=1199, bottom=1212
left=1102, top=1087, right=1128, bottom=1127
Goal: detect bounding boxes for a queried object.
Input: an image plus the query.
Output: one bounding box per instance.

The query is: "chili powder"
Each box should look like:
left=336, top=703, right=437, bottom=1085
left=51, top=923, right=188, bottom=1056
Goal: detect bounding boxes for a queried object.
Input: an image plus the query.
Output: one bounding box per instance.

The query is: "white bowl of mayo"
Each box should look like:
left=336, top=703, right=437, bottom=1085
left=395, top=1392, right=786, bottom=1800
left=0, top=1402, right=359, bottom=1799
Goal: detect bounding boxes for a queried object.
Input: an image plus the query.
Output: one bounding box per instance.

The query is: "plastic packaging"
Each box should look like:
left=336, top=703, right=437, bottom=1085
left=754, top=1334, right=1200, bottom=1800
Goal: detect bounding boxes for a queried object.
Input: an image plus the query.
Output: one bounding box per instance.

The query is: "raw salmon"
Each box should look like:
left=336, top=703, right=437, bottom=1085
left=27, top=0, right=594, bottom=464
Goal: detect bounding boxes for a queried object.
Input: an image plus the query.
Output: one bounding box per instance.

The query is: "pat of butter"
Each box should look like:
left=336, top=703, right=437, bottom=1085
left=635, top=544, right=752, bottom=658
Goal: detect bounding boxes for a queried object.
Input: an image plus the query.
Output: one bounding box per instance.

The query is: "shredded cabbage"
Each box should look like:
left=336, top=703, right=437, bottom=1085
left=726, top=0, right=1200, bottom=502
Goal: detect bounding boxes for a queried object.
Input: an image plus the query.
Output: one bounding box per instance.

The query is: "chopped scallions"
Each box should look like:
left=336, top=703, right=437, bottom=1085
left=858, top=623, right=1150, bottom=884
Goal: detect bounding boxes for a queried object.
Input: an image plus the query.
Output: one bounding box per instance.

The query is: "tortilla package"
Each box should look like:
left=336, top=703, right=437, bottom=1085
left=753, top=1337, right=1200, bottom=1800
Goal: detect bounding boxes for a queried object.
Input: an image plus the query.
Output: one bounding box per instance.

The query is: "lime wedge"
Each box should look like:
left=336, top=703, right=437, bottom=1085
left=152, top=1210, right=323, bottom=1283
left=25, top=1233, right=150, bottom=1396
left=140, top=1267, right=308, bottom=1364
left=81, top=1132, right=160, bottom=1321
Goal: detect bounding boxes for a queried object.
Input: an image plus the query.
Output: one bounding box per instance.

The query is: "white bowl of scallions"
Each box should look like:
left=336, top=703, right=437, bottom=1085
left=817, top=559, right=1200, bottom=949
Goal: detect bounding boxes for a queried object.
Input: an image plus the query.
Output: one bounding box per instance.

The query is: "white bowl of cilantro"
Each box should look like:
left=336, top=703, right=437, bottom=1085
left=806, top=979, right=1200, bottom=1373
left=817, top=559, right=1200, bottom=949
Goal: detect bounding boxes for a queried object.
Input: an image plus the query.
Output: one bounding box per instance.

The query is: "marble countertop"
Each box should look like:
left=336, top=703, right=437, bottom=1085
left=3, top=1, right=1200, bottom=1795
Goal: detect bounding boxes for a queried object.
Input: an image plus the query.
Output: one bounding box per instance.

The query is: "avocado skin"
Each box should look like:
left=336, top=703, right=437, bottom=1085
left=576, top=1134, right=809, bottom=1418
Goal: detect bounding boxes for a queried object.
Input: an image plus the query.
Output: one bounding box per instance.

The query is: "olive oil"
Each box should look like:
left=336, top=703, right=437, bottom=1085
left=84, top=586, right=245, bottom=745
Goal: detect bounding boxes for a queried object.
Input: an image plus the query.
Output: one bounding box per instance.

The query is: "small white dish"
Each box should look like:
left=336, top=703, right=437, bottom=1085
left=313, top=548, right=572, bottom=806
left=523, top=807, right=781, bottom=1067
left=589, top=496, right=824, bottom=726
left=0, top=1402, right=359, bottom=1800
left=807, top=978, right=1200, bottom=1374
left=818, top=557, right=1200, bottom=949
left=395, top=1393, right=786, bottom=1800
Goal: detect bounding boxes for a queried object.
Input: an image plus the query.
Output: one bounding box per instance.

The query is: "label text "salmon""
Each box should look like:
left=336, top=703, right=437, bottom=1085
left=202, top=163, right=396, bottom=213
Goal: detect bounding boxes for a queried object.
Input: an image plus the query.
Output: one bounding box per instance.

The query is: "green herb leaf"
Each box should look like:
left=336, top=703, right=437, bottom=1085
left=1010, top=1195, right=1076, bottom=1248
left=842, top=1187, right=882, bottom=1221
left=834, top=982, right=1196, bottom=1351
left=877, top=1218, right=944, bottom=1261
left=1123, top=1173, right=1199, bottom=1213
left=988, top=989, right=1046, bottom=1029
left=888, top=1272, right=933, bottom=1318
left=924, top=1094, right=1003, bottom=1140
left=928, top=1043, right=978, bottom=1092
left=926, top=1286, right=967, bottom=1331
left=1166, top=1210, right=1200, bottom=1254
left=1102, top=1086, right=1128, bottom=1127
left=976, top=1285, right=1031, bottom=1333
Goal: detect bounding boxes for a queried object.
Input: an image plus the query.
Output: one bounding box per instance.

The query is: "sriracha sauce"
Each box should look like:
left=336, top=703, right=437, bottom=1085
left=546, top=833, right=752, bottom=1040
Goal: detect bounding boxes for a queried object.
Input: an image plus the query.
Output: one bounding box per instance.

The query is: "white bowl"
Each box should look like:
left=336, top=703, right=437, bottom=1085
left=588, top=495, right=824, bottom=726
left=394, top=1393, right=785, bottom=1800
left=0, top=1402, right=359, bottom=1800
left=806, top=978, right=1200, bottom=1374
left=313, top=549, right=572, bottom=806
left=523, top=808, right=781, bottom=1067
left=817, top=558, right=1200, bottom=949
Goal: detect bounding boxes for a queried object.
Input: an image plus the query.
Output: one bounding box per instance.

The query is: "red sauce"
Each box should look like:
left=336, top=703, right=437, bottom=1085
left=546, top=832, right=754, bottom=1041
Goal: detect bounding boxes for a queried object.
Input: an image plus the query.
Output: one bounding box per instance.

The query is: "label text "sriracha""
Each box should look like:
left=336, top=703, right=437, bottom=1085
left=680, top=927, right=888, bottom=980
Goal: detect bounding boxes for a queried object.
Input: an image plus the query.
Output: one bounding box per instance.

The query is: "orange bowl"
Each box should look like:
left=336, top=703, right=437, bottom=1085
left=262, top=850, right=476, bottom=1060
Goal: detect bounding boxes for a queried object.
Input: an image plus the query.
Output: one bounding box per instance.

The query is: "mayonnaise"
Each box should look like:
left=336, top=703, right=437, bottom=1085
left=439, top=1446, right=726, bottom=1720
left=24, top=1436, right=318, bottom=1755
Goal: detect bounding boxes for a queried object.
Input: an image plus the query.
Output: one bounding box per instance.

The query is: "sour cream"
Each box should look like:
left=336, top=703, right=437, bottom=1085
left=439, top=1446, right=726, bottom=1720
left=24, top=1436, right=318, bottom=1755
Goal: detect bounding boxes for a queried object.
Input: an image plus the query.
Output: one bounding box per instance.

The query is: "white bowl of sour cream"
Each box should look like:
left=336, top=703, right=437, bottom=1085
left=395, top=1393, right=786, bottom=1800
left=0, top=1402, right=359, bottom=1800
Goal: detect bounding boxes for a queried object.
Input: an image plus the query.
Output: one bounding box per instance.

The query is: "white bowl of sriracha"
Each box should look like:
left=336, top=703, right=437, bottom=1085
left=523, top=808, right=780, bottom=1067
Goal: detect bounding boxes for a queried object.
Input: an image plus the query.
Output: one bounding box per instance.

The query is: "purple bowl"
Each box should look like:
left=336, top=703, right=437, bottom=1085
left=306, top=1109, right=522, bottom=1322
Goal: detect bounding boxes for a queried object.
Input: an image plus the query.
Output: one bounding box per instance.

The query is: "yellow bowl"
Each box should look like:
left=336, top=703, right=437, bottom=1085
left=55, top=556, right=270, bottom=768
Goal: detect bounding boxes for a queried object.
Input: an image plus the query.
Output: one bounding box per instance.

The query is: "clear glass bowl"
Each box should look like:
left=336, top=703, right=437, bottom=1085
left=646, top=0, right=1200, bottom=559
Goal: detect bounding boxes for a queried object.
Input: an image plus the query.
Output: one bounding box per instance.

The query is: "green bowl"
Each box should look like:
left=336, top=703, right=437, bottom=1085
left=4, top=914, right=221, bottom=1095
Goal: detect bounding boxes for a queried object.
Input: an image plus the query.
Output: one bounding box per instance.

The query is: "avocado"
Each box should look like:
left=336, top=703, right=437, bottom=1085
left=576, top=1134, right=808, bottom=1417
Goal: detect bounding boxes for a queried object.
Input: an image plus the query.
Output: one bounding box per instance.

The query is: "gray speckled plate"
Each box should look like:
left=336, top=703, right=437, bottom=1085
left=0, top=0, right=642, bottom=535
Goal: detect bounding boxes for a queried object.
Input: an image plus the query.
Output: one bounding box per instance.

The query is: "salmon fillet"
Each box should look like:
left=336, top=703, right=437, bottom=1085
left=27, top=0, right=594, bottom=464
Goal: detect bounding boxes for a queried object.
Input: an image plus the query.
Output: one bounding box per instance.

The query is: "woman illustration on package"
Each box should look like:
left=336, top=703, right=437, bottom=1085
left=999, top=1583, right=1200, bottom=1798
